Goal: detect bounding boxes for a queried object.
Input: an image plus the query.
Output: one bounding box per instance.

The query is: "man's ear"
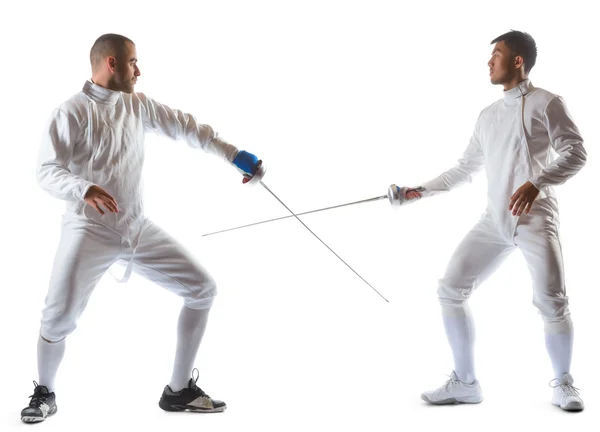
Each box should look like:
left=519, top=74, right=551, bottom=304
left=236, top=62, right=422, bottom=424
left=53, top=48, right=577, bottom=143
left=514, top=55, right=525, bottom=69
left=107, top=56, right=117, bottom=72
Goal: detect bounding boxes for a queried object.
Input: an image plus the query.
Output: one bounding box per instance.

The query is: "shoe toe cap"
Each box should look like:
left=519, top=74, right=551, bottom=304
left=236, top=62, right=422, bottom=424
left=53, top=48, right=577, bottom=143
left=563, top=398, right=584, bottom=411
left=21, top=407, right=42, bottom=417
left=212, top=399, right=227, bottom=409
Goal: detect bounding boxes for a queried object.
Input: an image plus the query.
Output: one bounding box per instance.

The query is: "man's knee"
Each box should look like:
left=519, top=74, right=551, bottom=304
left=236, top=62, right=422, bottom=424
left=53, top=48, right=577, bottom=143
left=534, top=294, right=572, bottom=333
left=40, top=299, right=83, bottom=342
left=40, top=321, right=76, bottom=343
left=437, top=276, right=474, bottom=306
left=183, top=277, right=217, bottom=310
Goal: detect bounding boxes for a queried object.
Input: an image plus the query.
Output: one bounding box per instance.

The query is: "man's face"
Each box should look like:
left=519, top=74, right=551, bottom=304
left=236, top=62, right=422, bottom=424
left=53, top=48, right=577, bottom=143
left=488, top=41, right=516, bottom=85
left=112, top=41, right=140, bottom=93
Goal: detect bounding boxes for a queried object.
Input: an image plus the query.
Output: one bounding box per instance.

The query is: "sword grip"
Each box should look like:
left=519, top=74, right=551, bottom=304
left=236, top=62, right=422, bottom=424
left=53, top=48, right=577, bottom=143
left=242, top=160, right=267, bottom=185
left=387, top=184, right=422, bottom=206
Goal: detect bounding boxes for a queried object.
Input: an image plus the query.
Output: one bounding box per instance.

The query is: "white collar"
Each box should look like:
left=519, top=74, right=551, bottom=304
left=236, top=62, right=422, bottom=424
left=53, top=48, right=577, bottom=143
left=82, top=80, right=121, bottom=104
left=503, top=78, right=533, bottom=102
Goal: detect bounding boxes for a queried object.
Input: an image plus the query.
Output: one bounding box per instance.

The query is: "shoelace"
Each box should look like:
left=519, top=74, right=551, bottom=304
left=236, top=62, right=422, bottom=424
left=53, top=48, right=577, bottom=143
left=189, top=368, right=208, bottom=397
left=28, top=381, right=48, bottom=408
left=549, top=378, right=580, bottom=397
left=443, top=375, right=462, bottom=391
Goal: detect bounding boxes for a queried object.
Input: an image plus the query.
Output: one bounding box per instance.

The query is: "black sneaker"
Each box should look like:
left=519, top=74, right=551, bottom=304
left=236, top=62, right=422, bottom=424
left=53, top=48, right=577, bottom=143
left=21, top=381, right=58, bottom=423
left=159, top=368, right=226, bottom=413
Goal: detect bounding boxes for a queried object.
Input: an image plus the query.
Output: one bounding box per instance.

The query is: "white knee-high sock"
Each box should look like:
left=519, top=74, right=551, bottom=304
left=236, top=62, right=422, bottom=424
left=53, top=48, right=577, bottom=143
left=441, top=304, right=476, bottom=384
left=545, top=330, right=574, bottom=379
left=169, top=305, right=211, bottom=392
left=37, top=335, right=66, bottom=393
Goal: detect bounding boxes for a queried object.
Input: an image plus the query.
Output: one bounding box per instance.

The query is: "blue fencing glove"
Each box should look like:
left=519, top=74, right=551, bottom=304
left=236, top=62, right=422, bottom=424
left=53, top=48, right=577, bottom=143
left=232, top=150, right=260, bottom=176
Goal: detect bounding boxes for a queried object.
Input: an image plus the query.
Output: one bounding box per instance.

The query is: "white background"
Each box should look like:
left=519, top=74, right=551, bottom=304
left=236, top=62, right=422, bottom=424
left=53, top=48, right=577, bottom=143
left=1, top=0, right=599, bottom=431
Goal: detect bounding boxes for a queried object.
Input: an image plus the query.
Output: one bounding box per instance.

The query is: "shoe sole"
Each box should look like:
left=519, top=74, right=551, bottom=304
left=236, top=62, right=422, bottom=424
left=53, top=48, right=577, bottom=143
left=421, top=394, right=483, bottom=405
left=552, top=402, right=584, bottom=412
left=21, top=405, right=58, bottom=423
left=159, top=401, right=227, bottom=413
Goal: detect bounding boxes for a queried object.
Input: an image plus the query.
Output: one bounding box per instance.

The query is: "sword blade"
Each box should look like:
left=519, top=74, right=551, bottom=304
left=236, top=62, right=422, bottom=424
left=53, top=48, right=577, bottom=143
left=202, top=194, right=388, bottom=237
left=259, top=181, right=389, bottom=303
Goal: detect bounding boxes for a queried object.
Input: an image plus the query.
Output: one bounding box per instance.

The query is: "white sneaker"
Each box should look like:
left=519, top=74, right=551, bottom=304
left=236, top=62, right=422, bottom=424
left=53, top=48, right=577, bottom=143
left=421, top=371, right=483, bottom=405
left=550, top=373, right=584, bottom=412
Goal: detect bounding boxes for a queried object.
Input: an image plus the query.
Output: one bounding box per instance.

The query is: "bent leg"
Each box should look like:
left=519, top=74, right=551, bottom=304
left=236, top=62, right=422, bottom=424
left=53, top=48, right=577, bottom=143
left=39, top=218, right=121, bottom=389
left=126, top=220, right=217, bottom=390
left=437, top=215, right=514, bottom=383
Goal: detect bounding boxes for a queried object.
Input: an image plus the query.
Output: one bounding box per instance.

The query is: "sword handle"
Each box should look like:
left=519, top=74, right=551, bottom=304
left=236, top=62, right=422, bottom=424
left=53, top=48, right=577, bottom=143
left=387, top=184, right=423, bottom=206
left=242, top=160, right=267, bottom=185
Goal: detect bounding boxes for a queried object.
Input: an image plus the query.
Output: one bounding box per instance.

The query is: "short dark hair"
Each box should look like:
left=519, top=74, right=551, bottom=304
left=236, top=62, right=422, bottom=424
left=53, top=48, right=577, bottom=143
left=491, top=30, right=537, bottom=74
left=90, top=33, right=134, bottom=69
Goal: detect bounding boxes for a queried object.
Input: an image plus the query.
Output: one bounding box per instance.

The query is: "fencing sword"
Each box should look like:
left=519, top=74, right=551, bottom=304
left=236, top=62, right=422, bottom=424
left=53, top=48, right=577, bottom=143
left=203, top=184, right=424, bottom=237
left=203, top=194, right=388, bottom=237
left=231, top=160, right=396, bottom=303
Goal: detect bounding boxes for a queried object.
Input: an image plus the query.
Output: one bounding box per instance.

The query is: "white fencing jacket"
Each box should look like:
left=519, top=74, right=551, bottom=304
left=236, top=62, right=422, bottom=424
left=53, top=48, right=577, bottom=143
left=37, top=80, right=239, bottom=242
left=421, top=79, right=587, bottom=238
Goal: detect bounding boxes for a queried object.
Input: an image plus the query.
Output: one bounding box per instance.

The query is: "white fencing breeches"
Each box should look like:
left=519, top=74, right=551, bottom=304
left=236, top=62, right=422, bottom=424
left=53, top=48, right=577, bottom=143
left=40, top=214, right=217, bottom=342
left=437, top=200, right=571, bottom=334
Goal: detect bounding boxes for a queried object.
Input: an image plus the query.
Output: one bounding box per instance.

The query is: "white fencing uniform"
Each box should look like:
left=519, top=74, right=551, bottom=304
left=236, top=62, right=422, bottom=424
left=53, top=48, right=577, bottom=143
left=37, top=80, right=240, bottom=342
left=420, top=79, right=586, bottom=333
